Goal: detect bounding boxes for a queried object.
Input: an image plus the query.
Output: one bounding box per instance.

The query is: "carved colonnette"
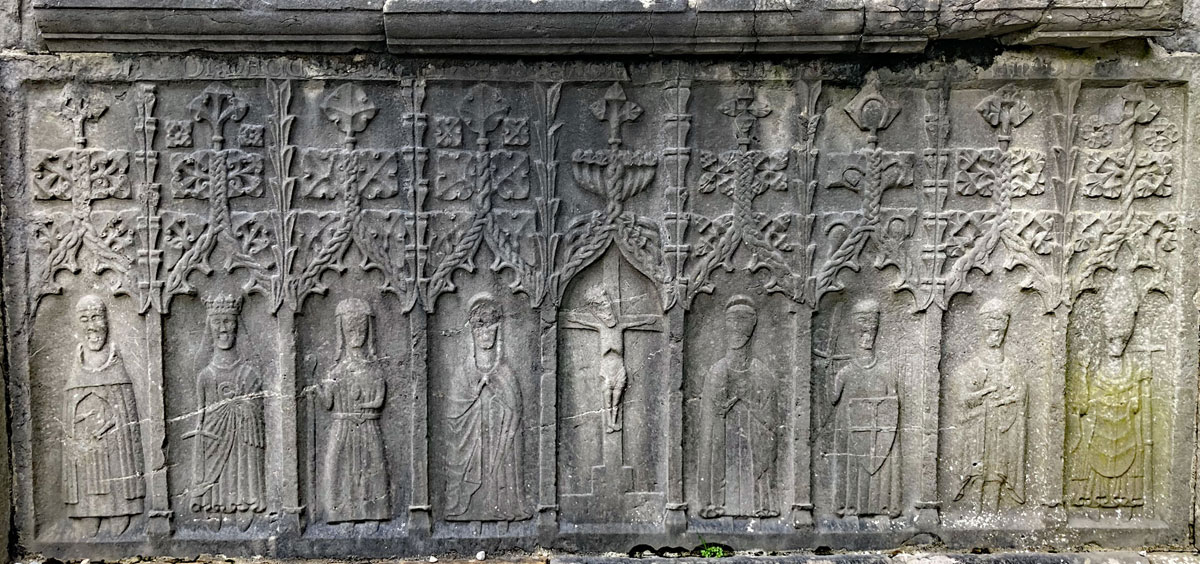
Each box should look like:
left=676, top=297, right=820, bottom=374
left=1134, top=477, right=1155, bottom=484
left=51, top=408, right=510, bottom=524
left=2, top=56, right=1197, bottom=558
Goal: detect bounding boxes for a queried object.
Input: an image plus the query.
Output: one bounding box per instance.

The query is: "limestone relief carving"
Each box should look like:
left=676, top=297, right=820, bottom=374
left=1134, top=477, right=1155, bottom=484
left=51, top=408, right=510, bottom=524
left=814, top=78, right=916, bottom=305
left=293, top=82, right=414, bottom=310
left=63, top=295, right=145, bottom=537
left=319, top=298, right=390, bottom=526
left=562, top=284, right=661, bottom=435
left=162, top=84, right=270, bottom=309
left=186, top=294, right=265, bottom=531
left=697, top=295, right=779, bottom=518
left=1067, top=273, right=1155, bottom=510
left=826, top=300, right=902, bottom=519
left=29, top=84, right=137, bottom=312
left=558, top=83, right=665, bottom=307
left=952, top=300, right=1027, bottom=512
left=685, top=83, right=800, bottom=306
left=445, top=294, right=531, bottom=521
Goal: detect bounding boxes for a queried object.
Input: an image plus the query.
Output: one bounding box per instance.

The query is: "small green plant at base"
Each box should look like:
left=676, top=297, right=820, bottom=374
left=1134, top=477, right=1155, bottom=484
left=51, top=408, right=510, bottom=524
left=697, top=535, right=727, bottom=558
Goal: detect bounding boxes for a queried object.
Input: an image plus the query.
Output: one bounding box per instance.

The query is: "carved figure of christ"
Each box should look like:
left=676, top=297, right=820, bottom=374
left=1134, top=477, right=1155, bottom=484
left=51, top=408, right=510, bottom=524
left=561, top=304, right=659, bottom=435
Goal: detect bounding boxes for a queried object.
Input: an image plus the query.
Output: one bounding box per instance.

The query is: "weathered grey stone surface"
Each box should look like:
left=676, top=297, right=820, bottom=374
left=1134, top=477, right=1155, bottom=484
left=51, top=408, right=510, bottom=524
left=7, top=0, right=1200, bottom=561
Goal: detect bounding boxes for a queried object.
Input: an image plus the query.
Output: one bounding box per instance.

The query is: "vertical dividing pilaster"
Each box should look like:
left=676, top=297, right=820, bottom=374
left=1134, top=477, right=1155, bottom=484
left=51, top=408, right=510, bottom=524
left=275, top=307, right=304, bottom=533
left=661, top=77, right=692, bottom=533
left=537, top=306, right=559, bottom=539
left=408, top=307, right=432, bottom=534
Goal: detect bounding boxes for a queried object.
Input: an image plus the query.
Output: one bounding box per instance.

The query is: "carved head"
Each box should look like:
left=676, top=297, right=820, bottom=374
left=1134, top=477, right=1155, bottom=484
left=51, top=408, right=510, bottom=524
left=468, top=293, right=502, bottom=352
left=336, top=298, right=373, bottom=352
left=75, top=294, right=108, bottom=352
left=204, top=294, right=243, bottom=351
left=584, top=286, right=618, bottom=327
left=851, top=299, right=880, bottom=351
left=1101, top=274, right=1138, bottom=358
left=725, top=295, right=758, bottom=350
left=980, top=299, right=1010, bottom=349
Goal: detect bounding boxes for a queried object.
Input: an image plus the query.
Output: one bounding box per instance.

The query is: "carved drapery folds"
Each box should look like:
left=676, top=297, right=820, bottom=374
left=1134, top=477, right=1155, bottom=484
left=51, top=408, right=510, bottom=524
left=10, top=67, right=1192, bottom=555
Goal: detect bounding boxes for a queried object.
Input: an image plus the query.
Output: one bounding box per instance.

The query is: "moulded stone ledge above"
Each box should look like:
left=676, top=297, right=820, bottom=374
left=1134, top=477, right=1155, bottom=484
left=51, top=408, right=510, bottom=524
left=29, top=0, right=1183, bottom=54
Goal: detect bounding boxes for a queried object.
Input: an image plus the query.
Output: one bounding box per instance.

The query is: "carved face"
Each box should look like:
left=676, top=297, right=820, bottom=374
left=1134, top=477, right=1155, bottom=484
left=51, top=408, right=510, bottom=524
left=79, top=310, right=108, bottom=352
left=982, top=313, right=1009, bottom=349
left=209, top=313, right=238, bottom=350
left=853, top=312, right=879, bottom=351
left=473, top=322, right=499, bottom=351
left=342, top=312, right=369, bottom=349
left=725, top=306, right=757, bottom=350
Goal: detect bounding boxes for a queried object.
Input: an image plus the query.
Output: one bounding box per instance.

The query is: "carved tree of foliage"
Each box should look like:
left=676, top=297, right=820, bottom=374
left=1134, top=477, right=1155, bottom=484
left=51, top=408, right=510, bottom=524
left=422, top=83, right=537, bottom=308
left=942, top=83, right=1054, bottom=308
left=812, top=78, right=915, bottom=304
left=290, top=82, right=413, bottom=310
left=683, top=82, right=801, bottom=307
left=162, top=83, right=271, bottom=311
left=553, top=82, right=666, bottom=306
left=29, top=83, right=137, bottom=314
left=1052, top=83, right=1179, bottom=302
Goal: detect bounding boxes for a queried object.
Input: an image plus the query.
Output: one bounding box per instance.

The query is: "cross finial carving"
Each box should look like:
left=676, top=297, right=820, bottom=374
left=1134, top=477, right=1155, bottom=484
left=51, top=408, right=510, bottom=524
left=55, top=83, right=107, bottom=149
left=188, top=83, right=249, bottom=150
left=590, top=82, right=643, bottom=151
left=718, top=83, right=771, bottom=150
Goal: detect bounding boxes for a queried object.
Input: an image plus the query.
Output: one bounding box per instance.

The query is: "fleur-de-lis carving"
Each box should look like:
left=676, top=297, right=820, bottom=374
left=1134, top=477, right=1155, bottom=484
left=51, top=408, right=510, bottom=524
left=459, top=83, right=509, bottom=149
left=976, top=84, right=1032, bottom=146
left=590, top=82, right=643, bottom=150
left=718, top=83, right=772, bottom=148
left=188, top=84, right=249, bottom=150
left=55, top=83, right=107, bottom=148
left=844, top=77, right=900, bottom=146
left=321, top=83, right=378, bottom=148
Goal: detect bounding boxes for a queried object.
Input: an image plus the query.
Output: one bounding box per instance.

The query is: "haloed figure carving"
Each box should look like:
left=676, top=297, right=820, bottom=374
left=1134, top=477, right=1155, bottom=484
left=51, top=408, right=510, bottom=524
left=954, top=299, right=1027, bottom=512
left=320, top=298, right=390, bottom=528
left=1069, top=274, right=1153, bottom=509
left=698, top=296, right=779, bottom=518
left=829, top=299, right=901, bottom=519
left=63, top=295, right=146, bottom=537
left=446, top=294, right=531, bottom=521
left=188, top=294, right=265, bottom=531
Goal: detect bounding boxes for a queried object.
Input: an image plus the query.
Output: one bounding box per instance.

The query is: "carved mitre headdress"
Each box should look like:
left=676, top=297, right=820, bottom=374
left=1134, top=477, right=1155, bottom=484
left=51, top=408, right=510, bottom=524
left=204, top=293, right=243, bottom=317
left=75, top=294, right=107, bottom=315
left=468, top=293, right=502, bottom=328
left=726, top=294, right=757, bottom=314
left=1101, top=271, right=1139, bottom=340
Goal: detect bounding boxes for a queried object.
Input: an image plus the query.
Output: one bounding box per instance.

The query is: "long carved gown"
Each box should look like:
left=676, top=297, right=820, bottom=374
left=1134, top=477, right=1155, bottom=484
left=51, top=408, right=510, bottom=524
left=445, top=357, right=530, bottom=521
left=698, top=357, right=778, bottom=516
left=63, top=345, right=145, bottom=518
left=1070, top=355, right=1149, bottom=508
left=956, top=355, right=1026, bottom=508
left=320, top=357, right=390, bottom=522
left=191, top=358, right=265, bottom=513
left=830, top=357, right=901, bottom=517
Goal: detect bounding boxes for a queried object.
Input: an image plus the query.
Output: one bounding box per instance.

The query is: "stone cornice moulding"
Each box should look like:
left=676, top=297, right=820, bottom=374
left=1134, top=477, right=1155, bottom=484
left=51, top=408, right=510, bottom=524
left=31, top=0, right=1183, bottom=54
